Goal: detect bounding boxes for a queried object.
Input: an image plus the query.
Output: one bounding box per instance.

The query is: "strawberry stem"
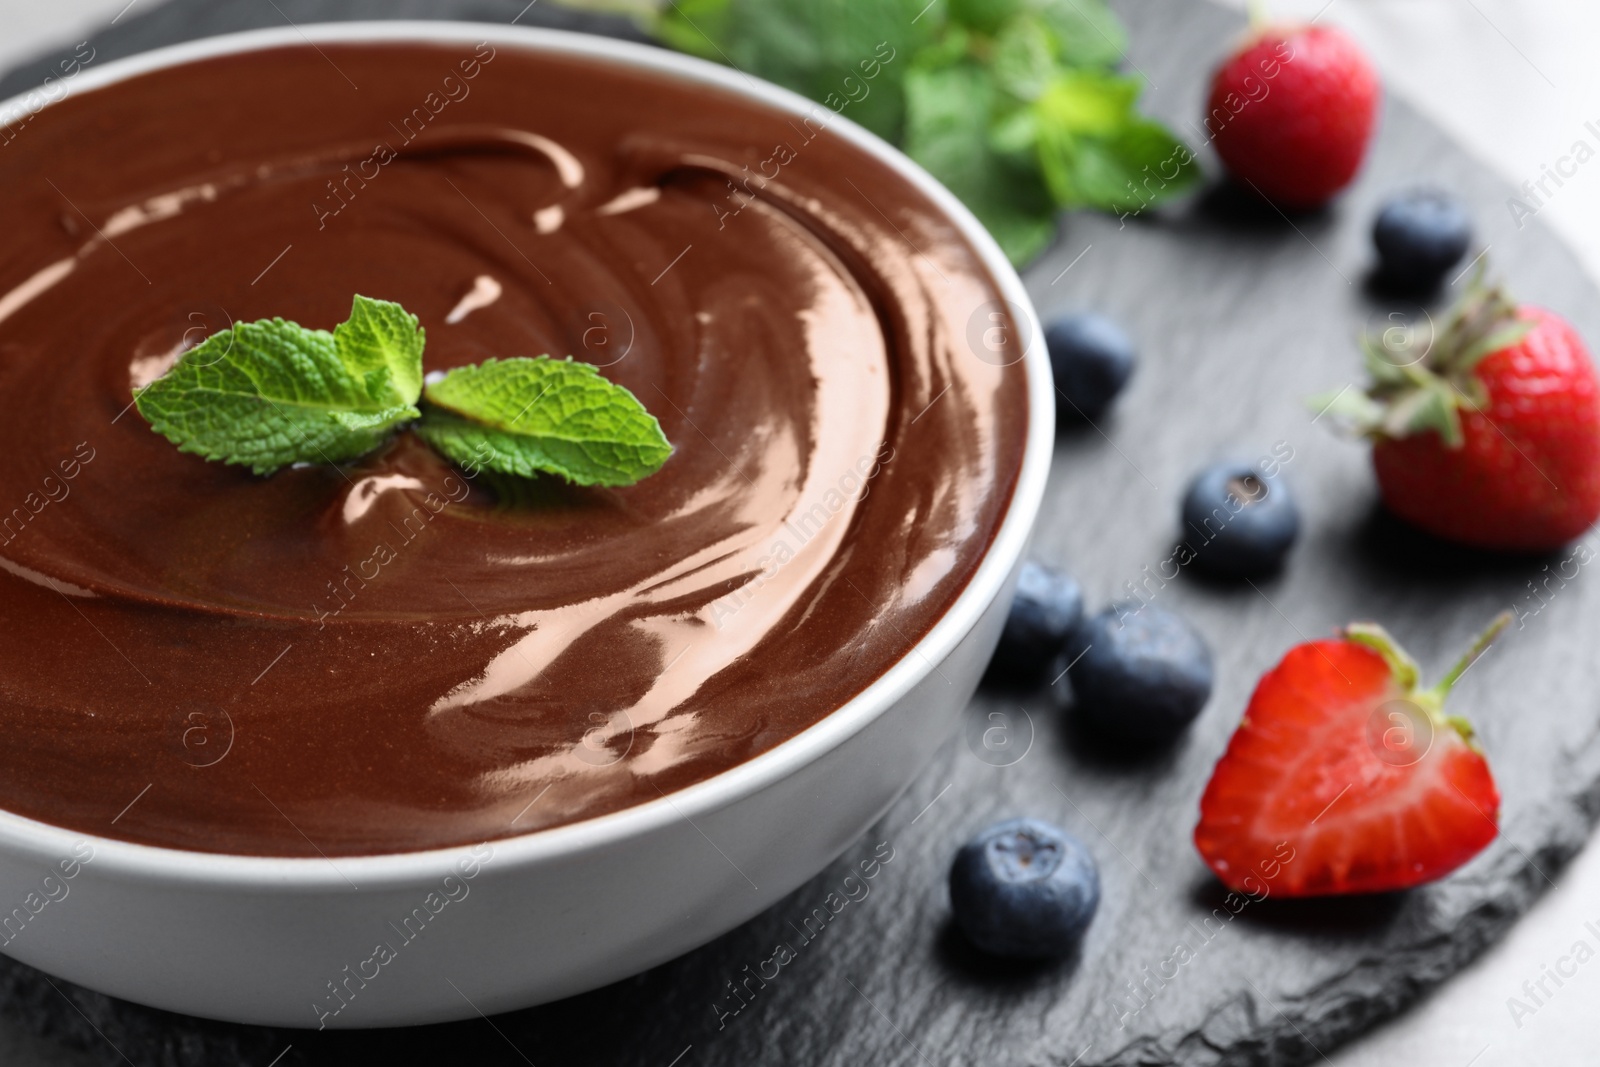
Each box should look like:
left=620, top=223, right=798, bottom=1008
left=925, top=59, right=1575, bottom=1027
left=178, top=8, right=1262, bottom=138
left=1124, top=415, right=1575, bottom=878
left=1432, top=611, right=1513, bottom=700
left=1342, top=621, right=1419, bottom=690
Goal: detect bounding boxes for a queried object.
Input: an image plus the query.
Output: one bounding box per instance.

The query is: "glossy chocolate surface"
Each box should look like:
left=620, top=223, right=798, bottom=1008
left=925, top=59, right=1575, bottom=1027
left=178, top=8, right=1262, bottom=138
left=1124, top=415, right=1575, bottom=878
left=0, top=40, right=1028, bottom=855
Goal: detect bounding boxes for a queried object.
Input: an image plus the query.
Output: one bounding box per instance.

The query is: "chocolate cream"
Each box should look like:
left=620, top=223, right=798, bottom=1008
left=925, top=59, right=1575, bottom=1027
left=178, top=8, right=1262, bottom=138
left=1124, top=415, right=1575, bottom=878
left=0, top=40, right=1029, bottom=855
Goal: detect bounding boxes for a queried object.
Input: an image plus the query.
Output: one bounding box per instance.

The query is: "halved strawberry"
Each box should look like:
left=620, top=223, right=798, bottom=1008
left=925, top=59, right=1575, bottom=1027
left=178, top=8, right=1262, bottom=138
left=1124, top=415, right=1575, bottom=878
left=1194, top=616, right=1506, bottom=897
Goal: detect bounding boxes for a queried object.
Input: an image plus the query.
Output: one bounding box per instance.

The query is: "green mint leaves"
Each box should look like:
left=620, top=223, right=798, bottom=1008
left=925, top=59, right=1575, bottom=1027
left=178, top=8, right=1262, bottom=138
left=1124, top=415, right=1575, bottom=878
left=134, top=297, right=423, bottom=475
left=655, top=0, right=1197, bottom=267
left=135, top=296, right=673, bottom=487
left=902, top=62, right=1058, bottom=265
left=659, top=0, right=940, bottom=145
left=417, top=358, right=673, bottom=487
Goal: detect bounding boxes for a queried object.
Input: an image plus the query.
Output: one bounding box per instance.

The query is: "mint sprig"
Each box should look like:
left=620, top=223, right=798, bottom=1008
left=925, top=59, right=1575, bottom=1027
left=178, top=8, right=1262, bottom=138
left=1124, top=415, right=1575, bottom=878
left=135, top=297, right=673, bottom=487
left=417, top=357, right=673, bottom=487
left=655, top=0, right=1197, bottom=266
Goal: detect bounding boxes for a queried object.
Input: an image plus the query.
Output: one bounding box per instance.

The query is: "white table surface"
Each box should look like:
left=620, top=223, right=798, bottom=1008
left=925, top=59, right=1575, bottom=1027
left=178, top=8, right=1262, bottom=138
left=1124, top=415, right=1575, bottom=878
left=0, top=1, right=1596, bottom=1064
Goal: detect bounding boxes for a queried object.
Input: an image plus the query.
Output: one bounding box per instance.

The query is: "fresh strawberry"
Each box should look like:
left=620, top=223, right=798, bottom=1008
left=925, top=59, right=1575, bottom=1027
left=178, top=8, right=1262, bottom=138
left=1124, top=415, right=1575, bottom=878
left=1194, top=616, right=1507, bottom=897
left=1206, top=24, right=1380, bottom=209
left=1316, top=273, right=1600, bottom=551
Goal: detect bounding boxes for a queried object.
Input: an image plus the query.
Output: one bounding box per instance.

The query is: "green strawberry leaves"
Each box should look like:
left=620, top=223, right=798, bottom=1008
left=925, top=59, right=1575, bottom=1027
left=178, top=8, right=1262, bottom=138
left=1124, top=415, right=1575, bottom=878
left=1309, top=268, right=1529, bottom=451
left=1452, top=318, right=1534, bottom=374
left=135, top=297, right=673, bottom=486
left=654, top=0, right=1197, bottom=266
left=417, top=358, right=672, bottom=487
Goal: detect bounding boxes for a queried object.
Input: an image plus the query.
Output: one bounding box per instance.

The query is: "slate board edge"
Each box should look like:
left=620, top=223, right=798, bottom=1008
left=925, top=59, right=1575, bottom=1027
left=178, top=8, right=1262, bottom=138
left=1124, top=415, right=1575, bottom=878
left=1106, top=786, right=1600, bottom=1067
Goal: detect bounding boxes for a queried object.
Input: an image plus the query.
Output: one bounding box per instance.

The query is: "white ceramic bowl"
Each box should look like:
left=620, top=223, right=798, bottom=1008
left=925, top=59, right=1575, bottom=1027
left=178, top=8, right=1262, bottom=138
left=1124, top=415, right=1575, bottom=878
left=0, top=22, right=1053, bottom=1028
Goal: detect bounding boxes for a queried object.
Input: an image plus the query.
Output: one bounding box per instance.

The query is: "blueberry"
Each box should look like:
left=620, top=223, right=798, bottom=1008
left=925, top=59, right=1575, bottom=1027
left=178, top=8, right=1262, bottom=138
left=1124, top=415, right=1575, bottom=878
left=1181, top=462, right=1300, bottom=576
left=988, top=560, right=1083, bottom=683
left=1064, top=604, right=1213, bottom=744
left=1045, top=312, right=1136, bottom=422
left=949, top=817, right=1100, bottom=958
left=1373, top=188, right=1472, bottom=292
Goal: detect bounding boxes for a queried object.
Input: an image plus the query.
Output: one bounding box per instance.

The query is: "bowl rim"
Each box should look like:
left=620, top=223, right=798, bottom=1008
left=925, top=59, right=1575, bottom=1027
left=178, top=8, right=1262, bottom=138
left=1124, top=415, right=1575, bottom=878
left=0, top=19, right=1055, bottom=887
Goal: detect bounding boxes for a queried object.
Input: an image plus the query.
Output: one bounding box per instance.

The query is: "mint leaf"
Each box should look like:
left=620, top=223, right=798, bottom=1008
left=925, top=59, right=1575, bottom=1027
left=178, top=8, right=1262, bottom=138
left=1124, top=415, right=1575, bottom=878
left=948, top=0, right=1124, bottom=65
left=335, top=294, right=425, bottom=406
left=135, top=296, right=423, bottom=475
left=1032, top=72, right=1199, bottom=212
left=1031, top=0, right=1128, bottom=68
left=657, top=0, right=936, bottom=142
left=904, top=63, right=1058, bottom=265
left=417, top=357, right=672, bottom=487
left=990, top=13, right=1059, bottom=100
left=946, top=0, right=1025, bottom=35
left=1034, top=68, right=1139, bottom=135
left=655, top=0, right=735, bottom=60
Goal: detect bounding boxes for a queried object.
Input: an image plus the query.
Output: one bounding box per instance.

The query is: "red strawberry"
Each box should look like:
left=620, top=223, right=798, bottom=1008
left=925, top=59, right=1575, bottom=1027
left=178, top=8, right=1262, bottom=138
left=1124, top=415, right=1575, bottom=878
left=1318, top=273, right=1600, bottom=551
left=1195, top=616, right=1506, bottom=897
left=1206, top=24, right=1380, bottom=209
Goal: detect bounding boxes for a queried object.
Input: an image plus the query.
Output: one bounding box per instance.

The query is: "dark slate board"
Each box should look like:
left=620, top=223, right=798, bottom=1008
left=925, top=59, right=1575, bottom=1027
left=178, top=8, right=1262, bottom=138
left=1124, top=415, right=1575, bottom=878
left=6, top=1, right=1600, bottom=1065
